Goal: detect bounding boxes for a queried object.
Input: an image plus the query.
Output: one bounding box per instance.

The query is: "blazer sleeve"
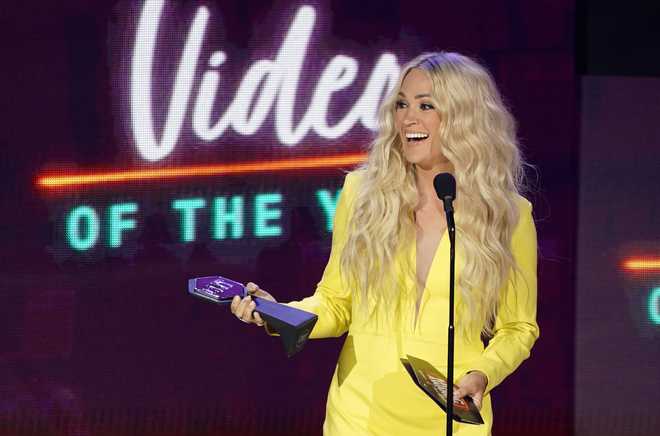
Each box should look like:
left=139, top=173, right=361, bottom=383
left=283, top=172, right=357, bottom=338
left=468, top=198, right=540, bottom=394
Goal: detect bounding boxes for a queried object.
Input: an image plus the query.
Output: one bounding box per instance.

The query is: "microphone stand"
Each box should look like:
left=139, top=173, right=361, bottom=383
left=442, top=196, right=456, bottom=436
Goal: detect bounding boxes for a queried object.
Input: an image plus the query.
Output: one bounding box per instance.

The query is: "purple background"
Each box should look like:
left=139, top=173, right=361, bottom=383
left=0, top=1, right=576, bottom=435
left=576, top=77, right=660, bottom=435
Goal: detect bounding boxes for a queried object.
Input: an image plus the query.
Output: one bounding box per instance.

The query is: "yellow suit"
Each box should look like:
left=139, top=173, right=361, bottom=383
left=287, top=172, right=539, bottom=435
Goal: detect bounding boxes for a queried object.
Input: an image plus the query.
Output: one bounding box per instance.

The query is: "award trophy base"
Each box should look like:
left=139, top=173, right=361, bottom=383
left=188, top=276, right=318, bottom=357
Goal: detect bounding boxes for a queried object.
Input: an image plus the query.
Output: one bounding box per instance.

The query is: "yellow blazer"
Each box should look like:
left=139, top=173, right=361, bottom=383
left=287, top=171, right=539, bottom=435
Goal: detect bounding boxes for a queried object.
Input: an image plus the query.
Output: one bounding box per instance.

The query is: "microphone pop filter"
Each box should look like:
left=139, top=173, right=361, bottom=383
left=433, top=173, right=456, bottom=201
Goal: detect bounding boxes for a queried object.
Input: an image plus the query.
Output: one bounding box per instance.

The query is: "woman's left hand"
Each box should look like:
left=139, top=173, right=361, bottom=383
left=454, top=371, right=488, bottom=410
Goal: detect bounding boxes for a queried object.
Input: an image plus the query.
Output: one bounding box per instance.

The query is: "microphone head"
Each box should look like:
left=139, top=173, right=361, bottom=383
left=433, top=173, right=456, bottom=201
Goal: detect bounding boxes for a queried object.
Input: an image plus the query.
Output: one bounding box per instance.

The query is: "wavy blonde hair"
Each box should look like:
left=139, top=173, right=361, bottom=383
left=340, top=52, right=526, bottom=336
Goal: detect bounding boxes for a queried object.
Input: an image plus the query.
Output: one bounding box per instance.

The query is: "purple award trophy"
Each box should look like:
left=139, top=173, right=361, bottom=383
left=188, top=276, right=318, bottom=357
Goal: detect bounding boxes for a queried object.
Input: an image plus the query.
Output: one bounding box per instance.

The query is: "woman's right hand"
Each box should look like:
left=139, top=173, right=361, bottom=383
left=230, top=282, right=277, bottom=327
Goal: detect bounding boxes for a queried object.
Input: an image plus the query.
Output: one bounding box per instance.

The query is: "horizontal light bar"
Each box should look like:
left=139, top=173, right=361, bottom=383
left=36, top=153, right=367, bottom=191
left=622, top=258, right=660, bottom=272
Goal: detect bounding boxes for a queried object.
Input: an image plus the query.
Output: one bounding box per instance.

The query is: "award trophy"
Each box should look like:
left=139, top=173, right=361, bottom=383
left=188, top=276, right=318, bottom=357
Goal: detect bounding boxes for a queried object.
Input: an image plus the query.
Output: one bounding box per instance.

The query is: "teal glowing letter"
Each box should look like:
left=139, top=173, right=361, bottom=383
left=254, top=193, right=282, bottom=237
left=108, top=202, right=138, bottom=248
left=316, top=189, right=341, bottom=232
left=66, top=205, right=100, bottom=251
left=649, top=287, right=660, bottom=325
left=172, top=198, right=206, bottom=242
left=212, top=196, right=244, bottom=240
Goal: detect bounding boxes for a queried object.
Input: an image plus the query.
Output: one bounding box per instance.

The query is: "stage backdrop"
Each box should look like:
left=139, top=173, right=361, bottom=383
left=576, top=76, right=660, bottom=435
left=0, top=1, right=576, bottom=435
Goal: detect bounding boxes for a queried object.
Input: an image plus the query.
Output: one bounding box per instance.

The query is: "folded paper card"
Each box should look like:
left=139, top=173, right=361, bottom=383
left=401, top=355, right=484, bottom=425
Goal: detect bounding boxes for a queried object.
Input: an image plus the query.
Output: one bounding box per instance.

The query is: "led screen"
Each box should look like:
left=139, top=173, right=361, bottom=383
left=0, top=1, right=576, bottom=435
left=576, top=76, right=660, bottom=435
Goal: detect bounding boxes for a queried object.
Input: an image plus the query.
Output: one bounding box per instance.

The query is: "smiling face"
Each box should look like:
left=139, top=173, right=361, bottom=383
left=394, top=68, right=451, bottom=172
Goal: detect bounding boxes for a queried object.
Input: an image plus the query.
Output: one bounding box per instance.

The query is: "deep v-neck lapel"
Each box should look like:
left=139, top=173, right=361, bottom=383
left=412, top=228, right=448, bottom=331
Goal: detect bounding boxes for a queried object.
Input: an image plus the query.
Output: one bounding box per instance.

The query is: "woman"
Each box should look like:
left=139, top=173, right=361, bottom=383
left=231, top=52, right=539, bottom=435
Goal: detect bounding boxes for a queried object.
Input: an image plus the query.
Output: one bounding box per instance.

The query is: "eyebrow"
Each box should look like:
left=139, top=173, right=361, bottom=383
left=397, top=92, right=431, bottom=99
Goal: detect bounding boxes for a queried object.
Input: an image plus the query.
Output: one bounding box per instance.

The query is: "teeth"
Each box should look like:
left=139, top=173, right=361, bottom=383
left=405, top=132, right=429, bottom=140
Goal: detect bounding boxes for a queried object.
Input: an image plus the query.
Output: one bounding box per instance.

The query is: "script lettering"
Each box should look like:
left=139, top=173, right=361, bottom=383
left=131, top=1, right=401, bottom=162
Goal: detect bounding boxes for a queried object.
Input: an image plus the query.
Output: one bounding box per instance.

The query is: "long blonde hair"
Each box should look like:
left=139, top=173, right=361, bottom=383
left=340, top=52, right=526, bottom=336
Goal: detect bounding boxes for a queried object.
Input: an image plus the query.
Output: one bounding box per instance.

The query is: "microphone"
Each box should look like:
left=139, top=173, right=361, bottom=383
left=433, top=172, right=456, bottom=214
left=433, top=172, right=457, bottom=436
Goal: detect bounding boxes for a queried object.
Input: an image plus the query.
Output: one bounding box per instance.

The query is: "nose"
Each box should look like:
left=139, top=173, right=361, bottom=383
left=403, top=112, right=418, bottom=126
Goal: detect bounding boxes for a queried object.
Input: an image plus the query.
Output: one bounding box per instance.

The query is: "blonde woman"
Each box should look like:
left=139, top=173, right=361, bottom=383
left=232, top=52, right=539, bottom=436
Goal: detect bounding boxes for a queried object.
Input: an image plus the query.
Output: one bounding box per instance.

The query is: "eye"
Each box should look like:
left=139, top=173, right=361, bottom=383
left=420, top=102, right=435, bottom=111
left=395, top=100, right=408, bottom=110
